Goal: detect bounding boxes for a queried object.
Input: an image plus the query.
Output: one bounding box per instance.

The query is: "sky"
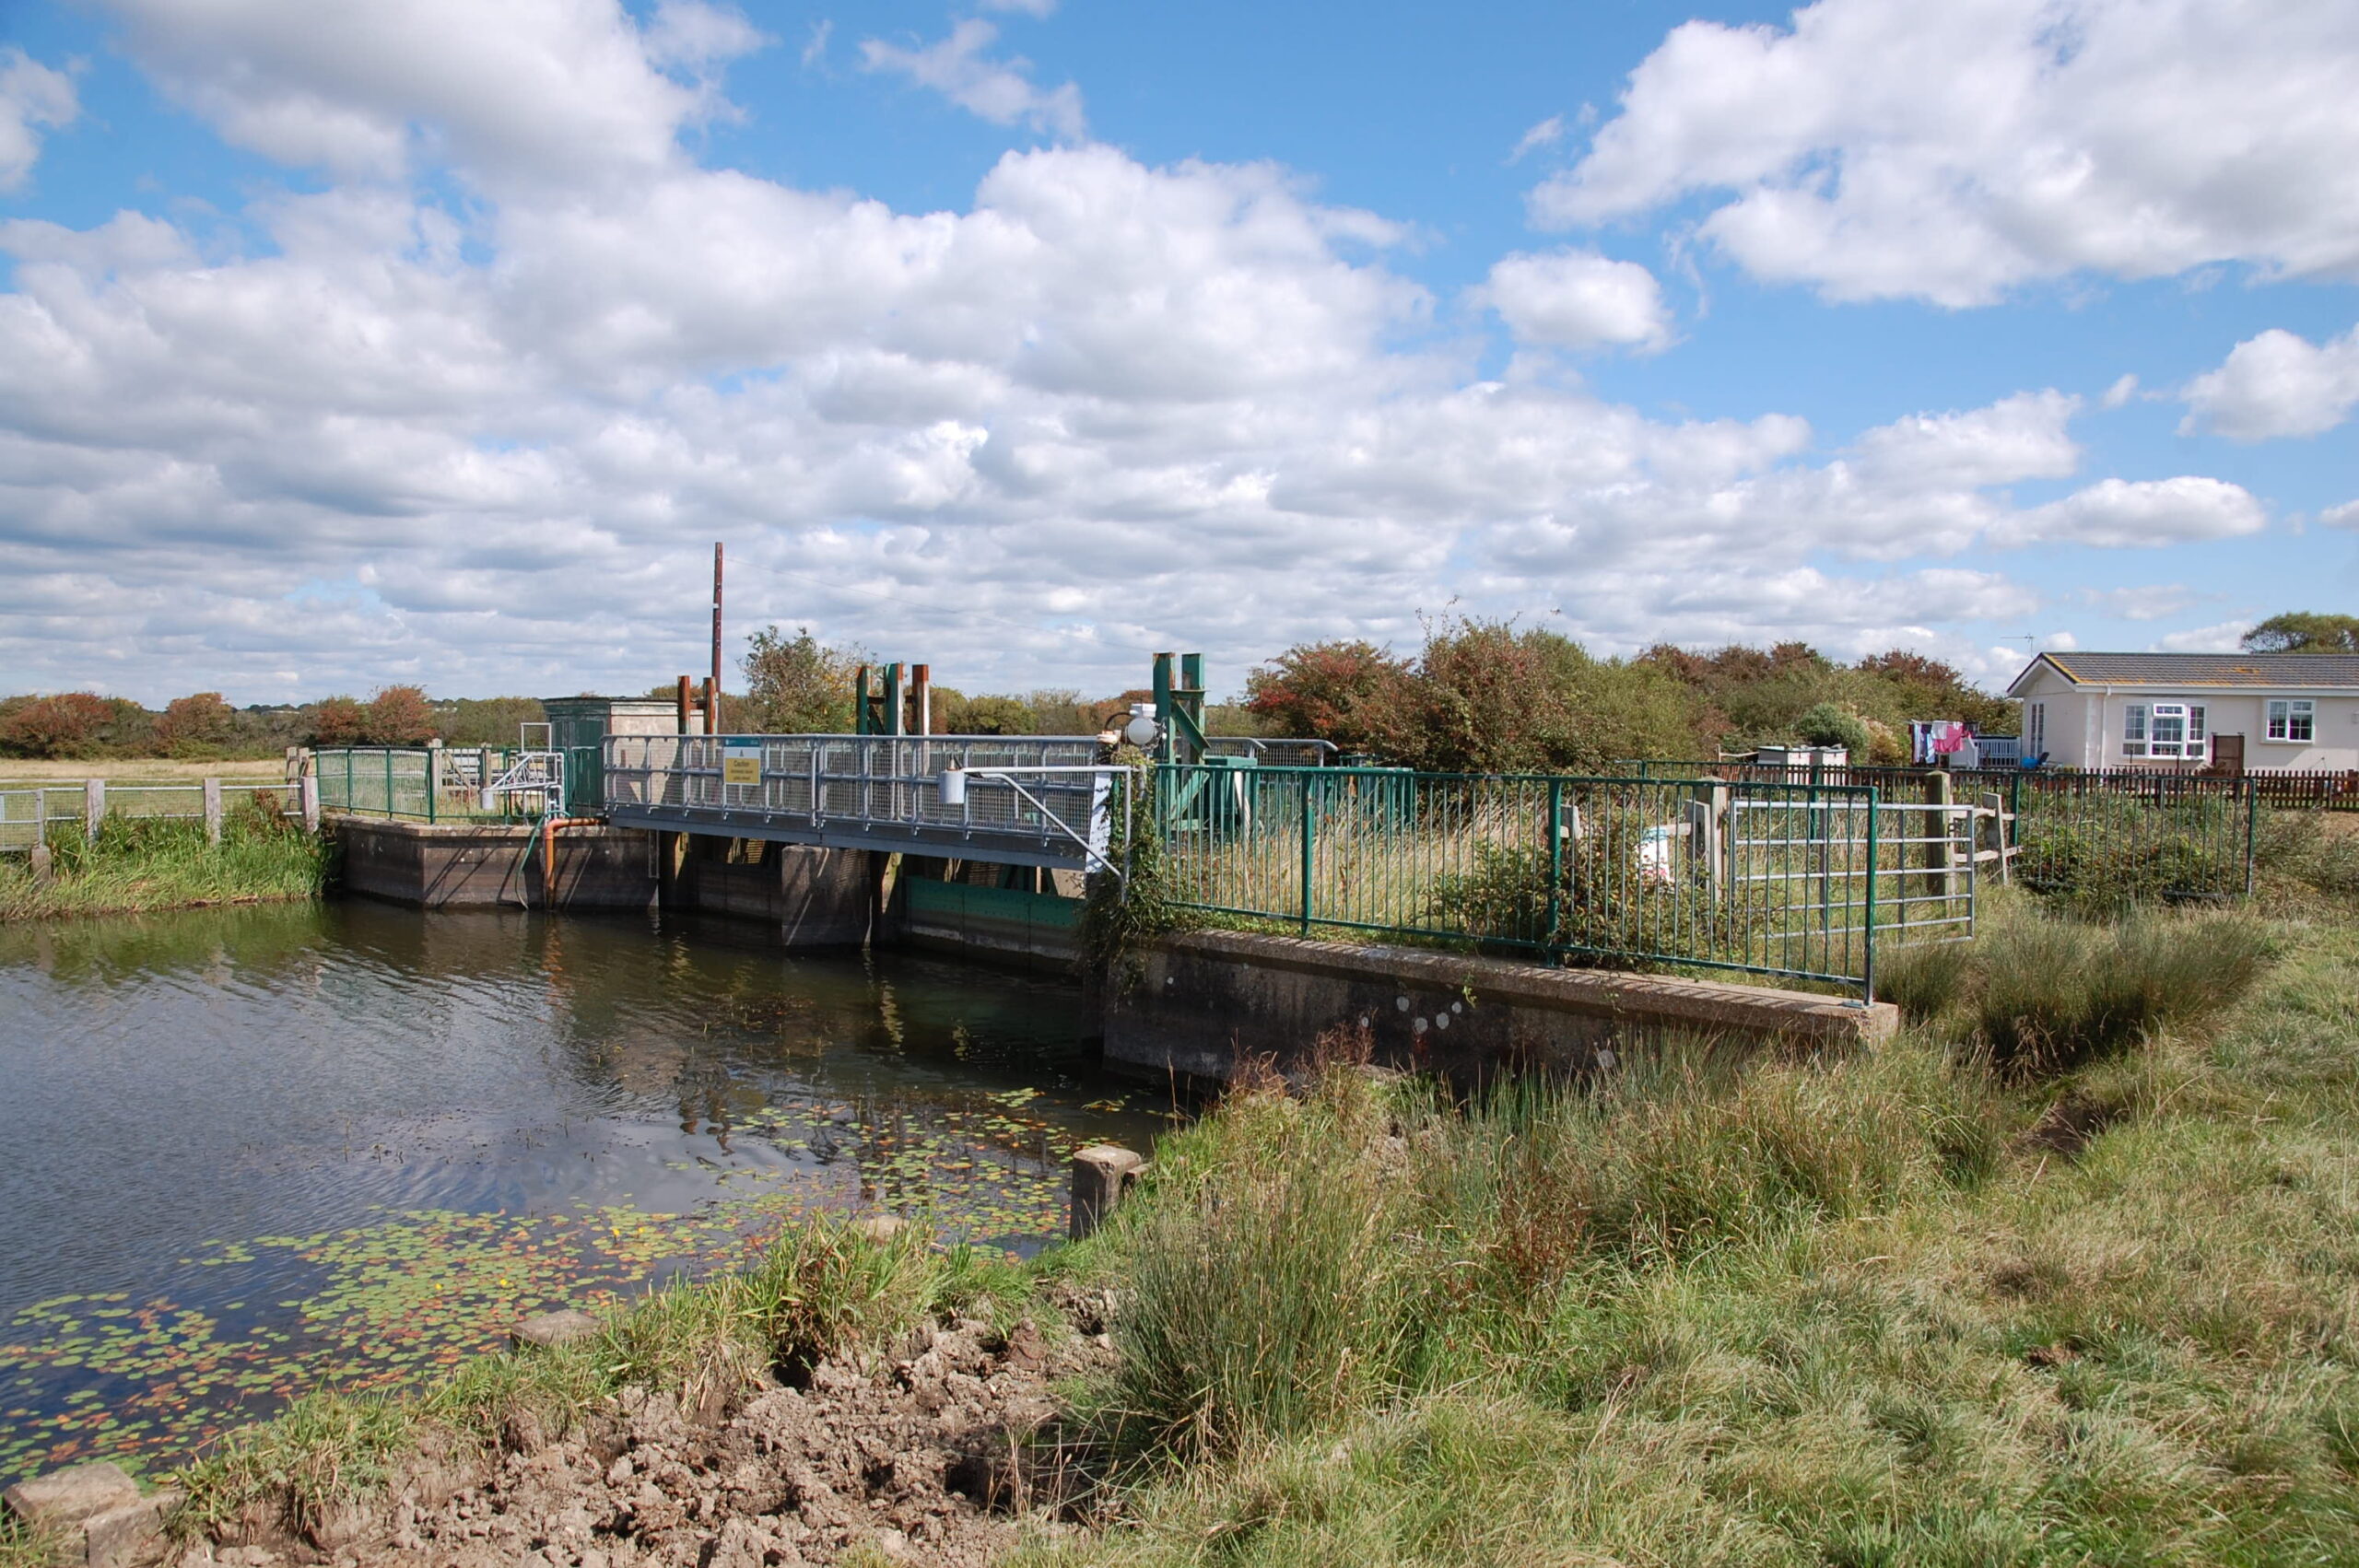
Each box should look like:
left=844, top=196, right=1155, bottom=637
left=0, top=0, right=2353, bottom=706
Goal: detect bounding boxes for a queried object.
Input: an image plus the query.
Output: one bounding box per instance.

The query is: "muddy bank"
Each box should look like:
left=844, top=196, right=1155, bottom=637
left=171, top=1308, right=1111, bottom=1568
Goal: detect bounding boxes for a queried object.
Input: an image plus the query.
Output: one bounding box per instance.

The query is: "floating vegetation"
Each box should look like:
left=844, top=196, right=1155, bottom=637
left=0, top=1081, right=1168, bottom=1486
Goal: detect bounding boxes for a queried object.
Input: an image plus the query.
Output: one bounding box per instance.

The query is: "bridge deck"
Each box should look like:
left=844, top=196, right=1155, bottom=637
left=603, top=734, right=1119, bottom=872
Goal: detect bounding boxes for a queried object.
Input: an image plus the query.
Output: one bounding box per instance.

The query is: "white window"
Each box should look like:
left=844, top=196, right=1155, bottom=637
left=2025, top=701, right=2046, bottom=755
left=2146, top=703, right=2204, bottom=759
left=2122, top=704, right=2147, bottom=757
left=2268, top=699, right=2316, bottom=743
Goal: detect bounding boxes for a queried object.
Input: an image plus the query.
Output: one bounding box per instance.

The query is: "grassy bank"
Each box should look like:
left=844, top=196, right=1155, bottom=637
left=0, top=809, right=331, bottom=921
left=24, top=896, right=2358, bottom=1566
left=1027, top=899, right=2353, bottom=1566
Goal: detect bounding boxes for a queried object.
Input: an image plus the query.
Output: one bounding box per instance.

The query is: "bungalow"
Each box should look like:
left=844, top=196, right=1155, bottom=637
left=2006, top=652, right=2359, bottom=771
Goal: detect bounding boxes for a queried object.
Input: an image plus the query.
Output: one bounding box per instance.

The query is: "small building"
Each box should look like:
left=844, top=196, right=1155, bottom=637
left=542, top=696, right=701, bottom=755
left=2005, top=652, right=2359, bottom=771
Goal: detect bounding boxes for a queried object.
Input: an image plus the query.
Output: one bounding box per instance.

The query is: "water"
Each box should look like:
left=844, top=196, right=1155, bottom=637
left=0, top=901, right=1168, bottom=1482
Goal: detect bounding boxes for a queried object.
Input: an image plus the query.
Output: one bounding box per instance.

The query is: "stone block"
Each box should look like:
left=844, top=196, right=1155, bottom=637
left=851, top=1214, right=907, bottom=1244
left=83, top=1489, right=179, bottom=1568
left=3, top=1460, right=140, bottom=1528
left=512, top=1309, right=601, bottom=1349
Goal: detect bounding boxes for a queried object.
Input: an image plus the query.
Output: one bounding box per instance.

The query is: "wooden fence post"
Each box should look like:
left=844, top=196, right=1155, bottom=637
left=203, top=778, right=223, bottom=846
left=83, top=778, right=103, bottom=842
left=300, top=775, right=321, bottom=834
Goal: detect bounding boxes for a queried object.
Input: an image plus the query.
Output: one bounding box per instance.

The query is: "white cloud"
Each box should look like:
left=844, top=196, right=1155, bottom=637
left=2081, top=584, right=2193, bottom=621
left=1479, top=250, right=1670, bottom=351
left=1990, top=476, right=2267, bottom=549
left=2178, top=324, right=2359, bottom=440
left=0, top=0, right=2275, bottom=702
left=2154, top=618, right=2251, bottom=652
left=1508, top=114, right=1564, bottom=164
left=1531, top=0, right=2359, bottom=305
left=860, top=18, right=1085, bottom=141
left=802, top=20, right=832, bottom=68
left=92, top=0, right=762, bottom=186
left=2100, top=373, right=2138, bottom=410
left=2322, top=498, right=2359, bottom=532
left=980, top=0, right=1060, bottom=16
left=0, top=48, right=77, bottom=193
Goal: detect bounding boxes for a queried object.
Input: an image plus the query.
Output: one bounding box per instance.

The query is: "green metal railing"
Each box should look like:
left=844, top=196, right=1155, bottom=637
left=312, top=746, right=596, bottom=822
left=1623, top=760, right=2259, bottom=904
left=1151, top=766, right=1974, bottom=999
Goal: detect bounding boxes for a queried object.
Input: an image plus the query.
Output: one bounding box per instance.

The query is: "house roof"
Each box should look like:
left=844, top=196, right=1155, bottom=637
left=2008, top=652, right=2359, bottom=695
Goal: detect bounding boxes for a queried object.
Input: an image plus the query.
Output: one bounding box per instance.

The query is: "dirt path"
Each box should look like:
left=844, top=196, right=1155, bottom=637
left=171, top=1313, right=1110, bottom=1568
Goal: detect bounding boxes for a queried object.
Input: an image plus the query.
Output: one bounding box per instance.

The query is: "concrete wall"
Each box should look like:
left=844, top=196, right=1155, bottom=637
left=331, top=816, right=657, bottom=910
left=663, top=837, right=874, bottom=947
left=1105, top=930, right=1895, bottom=1085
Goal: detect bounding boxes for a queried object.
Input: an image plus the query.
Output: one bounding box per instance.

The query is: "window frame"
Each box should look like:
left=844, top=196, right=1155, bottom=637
left=2025, top=700, right=2046, bottom=755
left=2122, top=703, right=2148, bottom=758
left=2266, top=698, right=2316, bottom=744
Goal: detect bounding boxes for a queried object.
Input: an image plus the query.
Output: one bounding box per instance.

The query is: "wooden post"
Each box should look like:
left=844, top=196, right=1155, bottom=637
left=1978, top=790, right=2009, bottom=884
left=83, top=778, right=103, bottom=842
left=29, top=838, right=51, bottom=883
left=203, top=778, right=223, bottom=846
left=426, top=744, right=443, bottom=823
left=1070, top=1144, right=1145, bottom=1241
left=1920, top=770, right=1957, bottom=907
left=299, top=775, right=321, bottom=834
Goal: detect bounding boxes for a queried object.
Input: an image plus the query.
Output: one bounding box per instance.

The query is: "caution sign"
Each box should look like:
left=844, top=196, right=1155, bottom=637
left=722, top=739, right=762, bottom=786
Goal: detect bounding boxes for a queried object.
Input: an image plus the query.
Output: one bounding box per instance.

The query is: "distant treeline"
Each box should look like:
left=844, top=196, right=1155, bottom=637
left=0, top=688, right=547, bottom=761
left=3, top=620, right=2019, bottom=766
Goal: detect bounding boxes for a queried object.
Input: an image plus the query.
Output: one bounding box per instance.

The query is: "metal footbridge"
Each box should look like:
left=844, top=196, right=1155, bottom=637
left=602, top=734, right=1122, bottom=873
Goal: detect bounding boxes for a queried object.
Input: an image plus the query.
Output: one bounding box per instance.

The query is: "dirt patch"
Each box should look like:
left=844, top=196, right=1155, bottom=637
left=171, top=1314, right=1113, bottom=1568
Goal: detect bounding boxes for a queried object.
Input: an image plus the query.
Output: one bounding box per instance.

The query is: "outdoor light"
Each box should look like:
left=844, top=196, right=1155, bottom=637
left=1122, top=713, right=1161, bottom=749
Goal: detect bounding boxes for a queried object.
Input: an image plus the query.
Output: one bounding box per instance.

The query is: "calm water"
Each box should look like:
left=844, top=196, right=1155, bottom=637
left=0, top=901, right=1167, bottom=1482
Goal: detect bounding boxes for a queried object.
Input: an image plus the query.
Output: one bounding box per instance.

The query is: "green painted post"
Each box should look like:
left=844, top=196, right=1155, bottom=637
left=2244, top=782, right=2259, bottom=897
left=1299, top=772, right=1315, bottom=936
left=428, top=748, right=438, bottom=825
left=385, top=749, right=394, bottom=817
left=1546, top=777, right=1564, bottom=952
left=1861, top=787, right=1880, bottom=1002
left=345, top=750, right=353, bottom=815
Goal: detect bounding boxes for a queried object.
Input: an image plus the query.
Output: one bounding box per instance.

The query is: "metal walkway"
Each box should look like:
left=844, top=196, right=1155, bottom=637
left=602, top=734, right=1120, bottom=873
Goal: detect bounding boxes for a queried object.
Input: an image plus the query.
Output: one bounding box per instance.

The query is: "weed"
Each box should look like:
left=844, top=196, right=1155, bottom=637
left=0, top=805, right=329, bottom=921
left=175, top=1391, right=414, bottom=1542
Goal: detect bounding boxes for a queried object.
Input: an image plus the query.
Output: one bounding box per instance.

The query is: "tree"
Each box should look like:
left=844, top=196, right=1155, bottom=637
left=2242, top=613, right=2359, bottom=655
left=1795, top=701, right=1872, bottom=757
left=307, top=696, right=369, bottom=746
left=366, top=685, right=436, bottom=744
left=0, top=692, right=112, bottom=757
left=740, top=626, right=864, bottom=733
left=1243, top=640, right=1414, bottom=754
left=946, top=694, right=1037, bottom=735
left=157, top=692, right=236, bottom=757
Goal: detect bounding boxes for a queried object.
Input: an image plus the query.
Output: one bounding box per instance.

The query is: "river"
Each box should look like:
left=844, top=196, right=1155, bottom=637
left=0, top=901, right=1167, bottom=1484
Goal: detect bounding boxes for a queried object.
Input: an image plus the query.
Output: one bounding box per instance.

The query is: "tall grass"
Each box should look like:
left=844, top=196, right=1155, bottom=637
left=1878, top=897, right=2274, bottom=1074
left=0, top=805, right=329, bottom=921
left=1018, top=915, right=2359, bottom=1568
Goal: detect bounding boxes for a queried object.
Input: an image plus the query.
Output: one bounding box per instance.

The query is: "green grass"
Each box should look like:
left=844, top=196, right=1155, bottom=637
left=1015, top=907, right=2359, bottom=1567
left=0, top=807, right=330, bottom=921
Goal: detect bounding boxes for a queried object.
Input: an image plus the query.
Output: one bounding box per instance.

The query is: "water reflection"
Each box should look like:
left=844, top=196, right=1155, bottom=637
left=0, top=900, right=1165, bottom=1480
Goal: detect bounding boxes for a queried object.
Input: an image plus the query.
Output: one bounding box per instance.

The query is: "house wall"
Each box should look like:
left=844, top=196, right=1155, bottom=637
left=2014, top=671, right=2359, bottom=769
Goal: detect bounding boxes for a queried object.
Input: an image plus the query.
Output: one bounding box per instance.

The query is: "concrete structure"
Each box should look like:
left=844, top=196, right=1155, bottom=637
left=332, top=816, right=659, bottom=910
left=543, top=696, right=700, bottom=754
left=1105, top=929, right=1895, bottom=1086
left=898, top=878, right=1081, bottom=967
left=663, top=835, right=875, bottom=945
left=2008, top=652, right=2359, bottom=770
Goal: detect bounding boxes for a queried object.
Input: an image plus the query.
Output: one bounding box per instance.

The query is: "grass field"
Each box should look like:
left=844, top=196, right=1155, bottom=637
left=0, top=757, right=286, bottom=785
left=0, top=809, right=330, bottom=921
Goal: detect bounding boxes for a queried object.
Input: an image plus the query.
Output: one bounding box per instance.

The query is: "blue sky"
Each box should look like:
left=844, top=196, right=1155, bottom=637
left=0, top=0, right=2352, bottom=703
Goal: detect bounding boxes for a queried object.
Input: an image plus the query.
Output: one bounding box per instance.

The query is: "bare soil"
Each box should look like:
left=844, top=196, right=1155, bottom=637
left=170, top=1311, right=1112, bottom=1568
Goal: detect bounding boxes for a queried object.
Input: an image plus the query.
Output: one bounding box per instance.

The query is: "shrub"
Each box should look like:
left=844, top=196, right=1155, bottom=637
left=1795, top=700, right=1872, bottom=758
left=2015, top=790, right=2248, bottom=913
left=306, top=697, right=369, bottom=747
left=0, top=691, right=115, bottom=757
left=1949, top=909, right=2274, bottom=1076
left=366, top=685, right=435, bottom=745
left=157, top=691, right=238, bottom=757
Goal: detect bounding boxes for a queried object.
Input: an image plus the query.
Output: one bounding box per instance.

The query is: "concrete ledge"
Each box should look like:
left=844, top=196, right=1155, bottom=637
left=1105, top=929, right=1895, bottom=1084
left=329, top=815, right=657, bottom=910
